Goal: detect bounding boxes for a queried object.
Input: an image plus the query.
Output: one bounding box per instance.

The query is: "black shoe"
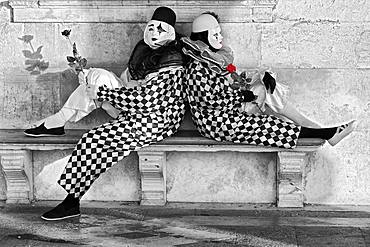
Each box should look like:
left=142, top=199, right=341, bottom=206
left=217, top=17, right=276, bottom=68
left=24, top=123, right=65, bottom=137
left=41, top=202, right=80, bottom=221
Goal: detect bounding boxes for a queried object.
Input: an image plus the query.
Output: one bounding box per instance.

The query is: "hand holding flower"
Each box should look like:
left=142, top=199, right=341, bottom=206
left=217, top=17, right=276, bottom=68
left=86, top=84, right=98, bottom=99
left=226, top=64, right=252, bottom=91
left=227, top=64, right=251, bottom=87
left=226, top=64, right=258, bottom=104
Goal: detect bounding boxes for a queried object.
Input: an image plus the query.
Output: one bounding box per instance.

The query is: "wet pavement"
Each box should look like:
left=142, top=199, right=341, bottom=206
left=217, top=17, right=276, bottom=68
left=1, top=201, right=370, bottom=247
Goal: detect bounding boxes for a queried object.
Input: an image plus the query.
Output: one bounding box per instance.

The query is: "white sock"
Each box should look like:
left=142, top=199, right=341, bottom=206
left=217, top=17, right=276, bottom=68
left=44, top=108, right=76, bottom=129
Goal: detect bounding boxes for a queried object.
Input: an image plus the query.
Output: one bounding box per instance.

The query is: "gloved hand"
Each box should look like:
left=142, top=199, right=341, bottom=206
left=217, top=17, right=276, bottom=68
left=262, top=71, right=276, bottom=94
left=241, top=90, right=257, bottom=102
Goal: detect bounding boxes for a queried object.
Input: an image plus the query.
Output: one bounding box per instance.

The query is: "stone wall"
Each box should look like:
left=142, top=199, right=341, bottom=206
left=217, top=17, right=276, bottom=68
left=271, top=0, right=370, bottom=205
left=0, top=0, right=369, bottom=204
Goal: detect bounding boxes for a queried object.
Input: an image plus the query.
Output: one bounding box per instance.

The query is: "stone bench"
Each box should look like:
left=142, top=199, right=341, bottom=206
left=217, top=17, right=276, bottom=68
left=0, top=129, right=325, bottom=207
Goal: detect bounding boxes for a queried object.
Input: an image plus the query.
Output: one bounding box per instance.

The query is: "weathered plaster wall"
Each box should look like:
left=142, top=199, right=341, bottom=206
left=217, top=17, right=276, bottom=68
left=166, top=152, right=276, bottom=203
left=0, top=0, right=369, bottom=204
left=0, top=168, right=6, bottom=200
left=269, top=0, right=370, bottom=204
left=0, top=7, right=144, bottom=128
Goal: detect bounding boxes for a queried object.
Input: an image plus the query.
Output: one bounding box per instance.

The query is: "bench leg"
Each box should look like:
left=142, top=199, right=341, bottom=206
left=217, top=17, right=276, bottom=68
left=137, top=151, right=166, bottom=206
left=277, top=152, right=306, bottom=208
left=0, top=150, right=32, bottom=203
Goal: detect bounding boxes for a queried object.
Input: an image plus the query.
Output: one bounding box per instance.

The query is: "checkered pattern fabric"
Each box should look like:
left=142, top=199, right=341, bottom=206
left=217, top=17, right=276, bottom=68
left=184, top=60, right=301, bottom=149
left=58, top=68, right=185, bottom=198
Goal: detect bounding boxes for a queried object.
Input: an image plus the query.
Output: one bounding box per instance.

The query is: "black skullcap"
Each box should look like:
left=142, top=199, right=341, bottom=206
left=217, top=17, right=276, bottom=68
left=151, top=6, right=176, bottom=28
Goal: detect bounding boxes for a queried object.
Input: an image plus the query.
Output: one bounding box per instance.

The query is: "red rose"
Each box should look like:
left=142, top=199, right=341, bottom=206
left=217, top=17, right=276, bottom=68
left=226, top=64, right=236, bottom=73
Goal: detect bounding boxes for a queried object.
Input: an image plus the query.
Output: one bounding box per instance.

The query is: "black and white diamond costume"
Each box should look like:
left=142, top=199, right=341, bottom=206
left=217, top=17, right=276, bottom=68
left=182, top=13, right=355, bottom=150
left=57, top=68, right=185, bottom=198
left=56, top=8, right=186, bottom=199
left=41, top=7, right=186, bottom=220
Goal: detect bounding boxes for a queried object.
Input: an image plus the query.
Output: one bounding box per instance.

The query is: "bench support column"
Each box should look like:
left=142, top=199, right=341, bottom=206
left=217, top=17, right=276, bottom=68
left=277, top=152, right=306, bottom=208
left=137, top=151, right=166, bottom=206
left=0, top=150, right=32, bottom=203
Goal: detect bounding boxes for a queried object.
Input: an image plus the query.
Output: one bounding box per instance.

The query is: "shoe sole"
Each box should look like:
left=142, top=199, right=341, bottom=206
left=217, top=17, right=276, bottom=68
left=328, top=120, right=356, bottom=146
left=24, top=133, right=66, bottom=137
left=41, top=213, right=81, bottom=221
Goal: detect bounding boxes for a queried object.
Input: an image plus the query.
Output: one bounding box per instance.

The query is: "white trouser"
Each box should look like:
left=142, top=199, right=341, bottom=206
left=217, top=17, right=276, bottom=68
left=63, top=68, right=125, bottom=122
left=239, top=71, right=321, bottom=128
left=41, top=68, right=126, bottom=128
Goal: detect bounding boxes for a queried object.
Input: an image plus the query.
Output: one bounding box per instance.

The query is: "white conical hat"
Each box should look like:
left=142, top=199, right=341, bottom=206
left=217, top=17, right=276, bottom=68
left=192, top=14, right=219, bottom=33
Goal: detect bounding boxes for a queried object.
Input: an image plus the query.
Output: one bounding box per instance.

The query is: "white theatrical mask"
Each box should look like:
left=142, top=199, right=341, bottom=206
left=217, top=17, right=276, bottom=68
left=144, top=20, right=176, bottom=49
left=208, top=25, right=223, bottom=50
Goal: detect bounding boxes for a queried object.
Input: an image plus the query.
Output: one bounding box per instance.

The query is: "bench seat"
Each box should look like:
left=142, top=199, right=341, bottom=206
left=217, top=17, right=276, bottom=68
left=0, top=129, right=325, bottom=207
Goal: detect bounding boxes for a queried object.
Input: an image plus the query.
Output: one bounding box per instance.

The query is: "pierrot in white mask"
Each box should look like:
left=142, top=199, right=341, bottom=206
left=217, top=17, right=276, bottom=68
left=38, top=7, right=188, bottom=221
left=144, top=7, right=176, bottom=49
left=24, top=6, right=182, bottom=138
left=182, top=12, right=356, bottom=149
left=191, top=13, right=223, bottom=51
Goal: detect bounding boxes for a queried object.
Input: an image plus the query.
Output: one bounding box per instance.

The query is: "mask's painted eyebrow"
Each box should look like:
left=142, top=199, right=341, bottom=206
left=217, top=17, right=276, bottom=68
left=157, top=23, right=166, bottom=33
left=148, top=24, right=154, bottom=27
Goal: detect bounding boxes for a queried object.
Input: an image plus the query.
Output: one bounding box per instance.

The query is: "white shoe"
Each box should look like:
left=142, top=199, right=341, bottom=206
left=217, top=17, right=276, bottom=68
left=328, top=120, right=356, bottom=146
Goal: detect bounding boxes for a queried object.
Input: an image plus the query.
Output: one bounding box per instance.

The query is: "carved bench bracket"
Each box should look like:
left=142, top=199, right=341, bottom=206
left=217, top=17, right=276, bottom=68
left=277, top=151, right=307, bottom=208
left=137, top=151, right=166, bottom=206
left=0, top=150, right=32, bottom=203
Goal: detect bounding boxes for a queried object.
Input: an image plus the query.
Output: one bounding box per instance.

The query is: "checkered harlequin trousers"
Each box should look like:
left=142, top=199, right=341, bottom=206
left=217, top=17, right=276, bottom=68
left=58, top=106, right=184, bottom=198
left=184, top=60, right=301, bottom=149
left=58, top=68, right=185, bottom=198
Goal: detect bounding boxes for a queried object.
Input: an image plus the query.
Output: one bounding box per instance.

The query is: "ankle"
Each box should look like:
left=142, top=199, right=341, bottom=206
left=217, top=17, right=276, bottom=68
left=62, top=194, right=80, bottom=207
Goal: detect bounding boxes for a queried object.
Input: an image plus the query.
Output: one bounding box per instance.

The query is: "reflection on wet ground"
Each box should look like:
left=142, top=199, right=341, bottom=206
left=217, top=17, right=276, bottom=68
left=1, top=202, right=370, bottom=246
